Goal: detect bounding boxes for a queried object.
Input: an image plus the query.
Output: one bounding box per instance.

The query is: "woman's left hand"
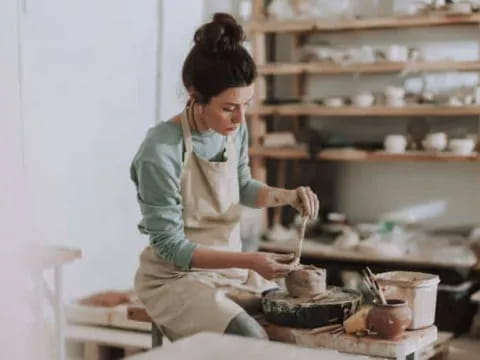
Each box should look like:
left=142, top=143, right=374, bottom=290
left=289, top=186, right=319, bottom=219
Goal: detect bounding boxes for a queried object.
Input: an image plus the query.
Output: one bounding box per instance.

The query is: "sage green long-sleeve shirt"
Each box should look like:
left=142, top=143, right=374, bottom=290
left=130, top=119, right=263, bottom=270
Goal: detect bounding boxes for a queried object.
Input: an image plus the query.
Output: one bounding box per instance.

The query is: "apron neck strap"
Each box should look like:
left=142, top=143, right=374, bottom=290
left=180, top=106, right=193, bottom=154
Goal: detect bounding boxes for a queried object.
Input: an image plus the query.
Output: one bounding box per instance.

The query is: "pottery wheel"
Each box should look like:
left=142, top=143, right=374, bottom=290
left=262, top=287, right=361, bottom=329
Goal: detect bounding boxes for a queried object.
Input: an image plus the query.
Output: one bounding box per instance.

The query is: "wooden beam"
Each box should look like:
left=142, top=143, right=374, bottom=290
left=249, top=146, right=480, bottom=162
left=250, top=104, right=480, bottom=116
left=258, top=60, right=480, bottom=75
left=248, top=13, right=480, bottom=33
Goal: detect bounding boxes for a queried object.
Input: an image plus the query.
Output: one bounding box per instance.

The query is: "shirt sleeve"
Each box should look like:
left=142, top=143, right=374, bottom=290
left=237, top=123, right=265, bottom=207
left=131, top=158, right=197, bottom=270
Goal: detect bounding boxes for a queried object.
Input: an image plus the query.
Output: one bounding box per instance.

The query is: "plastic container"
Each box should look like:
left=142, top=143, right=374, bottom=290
left=376, top=271, right=440, bottom=330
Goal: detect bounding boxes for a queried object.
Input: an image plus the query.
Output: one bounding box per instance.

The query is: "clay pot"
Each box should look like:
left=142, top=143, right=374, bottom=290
left=285, top=265, right=326, bottom=298
left=367, top=299, right=412, bottom=340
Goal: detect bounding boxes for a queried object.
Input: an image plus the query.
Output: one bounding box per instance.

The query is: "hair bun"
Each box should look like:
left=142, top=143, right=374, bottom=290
left=194, top=13, right=245, bottom=55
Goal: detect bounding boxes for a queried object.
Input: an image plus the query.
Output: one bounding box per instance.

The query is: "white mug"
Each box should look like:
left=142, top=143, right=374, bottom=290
left=324, top=97, right=344, bottom=107
left=353, top=92, right=375, bottom=107
left=449, top=138, right=475, bottom=155
left=385, top=86, right=405, bottom=98
left=449, top=2, right=472, bottom=14
left=384, top=135, right=407, bottom=153
left=474, top=86, right=480, bottom=104
left=386, top=45, right=408, bottom=62
left=423, top=132, right=447, bottom=152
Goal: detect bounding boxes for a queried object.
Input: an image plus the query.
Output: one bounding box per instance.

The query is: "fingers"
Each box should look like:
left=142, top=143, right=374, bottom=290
left=306, top=186, right=315, bottom=219
left=307, top=186, right=320, bottom=219
left=271, top=253, right=295, bottom=263
left=297, top=186, right=320, bottom=219
left=298, top=186, right=311, bottom=217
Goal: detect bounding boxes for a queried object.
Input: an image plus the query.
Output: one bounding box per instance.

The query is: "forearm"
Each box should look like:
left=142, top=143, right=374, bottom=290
left=191, top=247, right=253, bottom=269
left=255, top=186, right=296, bottom=208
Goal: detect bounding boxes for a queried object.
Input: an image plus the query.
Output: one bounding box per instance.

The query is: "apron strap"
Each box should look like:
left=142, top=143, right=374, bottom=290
left=180, top=106, right=193, bottom=155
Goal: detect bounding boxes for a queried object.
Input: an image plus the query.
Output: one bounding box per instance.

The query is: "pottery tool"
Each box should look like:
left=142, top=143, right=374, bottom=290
left=310, top=324, right=342, bottom=335
left=295, top=216, right=309, bottom=262
left=361, top=270, right=380, bottom=301
left=366, top=267, right=387, bottom=305
left=330, top=326, right=346, bottom=336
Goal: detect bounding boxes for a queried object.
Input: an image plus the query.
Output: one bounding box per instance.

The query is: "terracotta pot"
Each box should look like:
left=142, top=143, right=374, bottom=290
left=367, top=299, right=412, bottom=340
left=285, top=265, right=326, bottom=298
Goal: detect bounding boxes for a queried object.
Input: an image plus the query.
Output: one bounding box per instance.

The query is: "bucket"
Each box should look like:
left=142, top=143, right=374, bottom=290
left=376, top=271, right=440, bottom=330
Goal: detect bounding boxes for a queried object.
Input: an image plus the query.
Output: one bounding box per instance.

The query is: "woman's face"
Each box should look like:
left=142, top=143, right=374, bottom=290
left=200, top=84, right=254, bottom=136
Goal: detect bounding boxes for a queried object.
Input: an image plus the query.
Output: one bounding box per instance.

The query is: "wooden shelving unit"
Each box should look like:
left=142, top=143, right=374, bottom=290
left=248, top=1, right=480, bottom=181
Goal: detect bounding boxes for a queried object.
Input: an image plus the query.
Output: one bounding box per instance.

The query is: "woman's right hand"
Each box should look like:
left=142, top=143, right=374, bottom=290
left=248, top=252, right=296, bottom=280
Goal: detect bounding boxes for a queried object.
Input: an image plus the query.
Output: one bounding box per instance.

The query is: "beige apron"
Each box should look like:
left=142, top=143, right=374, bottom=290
left=134, top=107, right=277, bottom=341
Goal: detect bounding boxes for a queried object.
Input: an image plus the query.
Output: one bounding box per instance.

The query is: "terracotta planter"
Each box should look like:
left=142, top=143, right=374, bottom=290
left=285, top=265, right=326, bottom=298
left=367, top=299, right=412, bottom=340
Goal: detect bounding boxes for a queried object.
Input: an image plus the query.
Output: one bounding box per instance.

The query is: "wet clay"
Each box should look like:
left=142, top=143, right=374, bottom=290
left=285, top=265, right=327, bottom=298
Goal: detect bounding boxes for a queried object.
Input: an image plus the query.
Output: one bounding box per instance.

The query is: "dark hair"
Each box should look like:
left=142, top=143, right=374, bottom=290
left=182, top=13, right=257, bottom=104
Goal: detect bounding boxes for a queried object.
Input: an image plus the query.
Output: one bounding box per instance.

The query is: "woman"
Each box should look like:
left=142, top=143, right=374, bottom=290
left=131, top=13, right=319, bottom=341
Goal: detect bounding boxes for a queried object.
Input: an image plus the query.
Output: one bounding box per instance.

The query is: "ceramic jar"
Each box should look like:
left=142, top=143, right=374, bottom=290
left=367, top=299, right=412, bottom=340
left=384, top=134, right=407, bottom=153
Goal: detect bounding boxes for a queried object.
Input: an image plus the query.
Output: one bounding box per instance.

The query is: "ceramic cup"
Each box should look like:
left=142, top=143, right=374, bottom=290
left=449, top=138, right=476, bottom=155
left=386, top=45, right=408, bottom=62
left=448, top=96, right=463, bottom=107
left=367, top=299, right=412, bottom=340
left=423, top=132, right=447, bottom=152
left=352, top=92, right=375, bottom=107
left=384, top=135, right=407, bottom=153
left=449, top=2, right=472, bottom=15
left=384, top=86, right=405, bottom=107
left=385, top=86, right=405, bottom=98
left=474, top=86, right=480, bottom=104
left=324, top=97, right=344, bottom=108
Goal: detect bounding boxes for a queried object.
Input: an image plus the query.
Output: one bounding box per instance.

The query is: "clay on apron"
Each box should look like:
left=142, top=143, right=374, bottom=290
left=135, top=107, right=277, bottom=341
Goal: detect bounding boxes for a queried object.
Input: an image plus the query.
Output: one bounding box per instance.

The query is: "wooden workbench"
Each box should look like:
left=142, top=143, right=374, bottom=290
left=126, top=332, right=368, bottom=360
left=263, top=320, right=438, bottom=360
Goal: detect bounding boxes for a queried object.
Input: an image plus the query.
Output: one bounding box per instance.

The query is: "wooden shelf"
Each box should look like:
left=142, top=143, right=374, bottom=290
left=248, top=13, right=480, bottom=33
left=250, top=104, right=480, bottom=116
left=250, top=145, right=310, bottom=159
left=258, top=60, right=480, bottom=75
left=250, top=146, right=480, bottom=162
left=260, top=239, right=477, bottom=269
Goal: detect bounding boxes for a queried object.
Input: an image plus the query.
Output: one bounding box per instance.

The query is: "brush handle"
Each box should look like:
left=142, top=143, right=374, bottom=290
left=295, top=216, right=308, bottom=261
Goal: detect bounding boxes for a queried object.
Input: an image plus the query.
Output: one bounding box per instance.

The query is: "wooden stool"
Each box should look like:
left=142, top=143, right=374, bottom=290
left=127, top=305, right=163, bottom=347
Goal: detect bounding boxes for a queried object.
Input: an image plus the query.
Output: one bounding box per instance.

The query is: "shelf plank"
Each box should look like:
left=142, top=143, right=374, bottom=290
left=258, top=60, right=480, bottom=75
left=248, top=13, right=480, bottom=33
left=250, top=145, right=310, bottom=159
left=249, top=146, right=480, bottom=162
left=259, top=239, right=477, bottom=269
left=250, top=104, right=480, bottom=116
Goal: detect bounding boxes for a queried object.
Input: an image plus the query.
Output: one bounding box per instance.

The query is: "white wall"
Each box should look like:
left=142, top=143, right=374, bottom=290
left=20, top=0, right=158, bottom=300
left=156, top=1, right=204, bottom=121
left=0, top=1, right=47, bottom=358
